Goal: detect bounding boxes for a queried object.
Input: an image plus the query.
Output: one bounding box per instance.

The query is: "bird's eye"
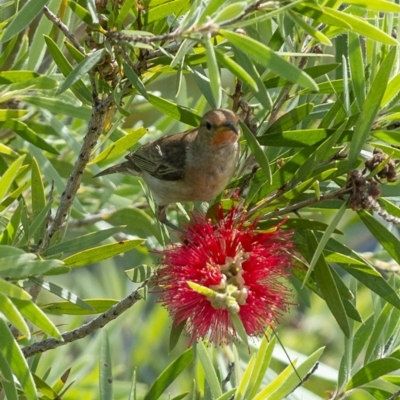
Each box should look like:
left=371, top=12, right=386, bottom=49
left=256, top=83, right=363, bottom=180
left=205, top=121, right=212, bottom=130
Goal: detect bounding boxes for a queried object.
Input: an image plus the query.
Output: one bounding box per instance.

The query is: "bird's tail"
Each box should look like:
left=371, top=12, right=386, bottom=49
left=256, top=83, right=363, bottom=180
left=93, top=161, right=140, bottom=178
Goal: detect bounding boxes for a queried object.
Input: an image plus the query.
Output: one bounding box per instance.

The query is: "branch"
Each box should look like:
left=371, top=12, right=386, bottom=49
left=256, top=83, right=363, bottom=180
left=248, top=187, right=352, bottom=220
left=23, top=283, right=146, bottom=358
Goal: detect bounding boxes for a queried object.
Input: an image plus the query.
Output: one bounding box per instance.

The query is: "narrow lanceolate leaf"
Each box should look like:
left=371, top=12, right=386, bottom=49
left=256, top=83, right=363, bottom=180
left=0, top=318, right=38, bottom=400
left=344, top=0, right=400, bottom=12
left=31, top=158, right=45, bottom=219
left=143, top=348, right=194, bottom=400
left=44, top=226, right=126, bottom=256
left=89, top=127, right=147, bottom=165
left=123, top=62, right=148, bottom=99
left=0, top=155, right=25, bottom=202
left=197, top=341, right=223, bottom=398
left=44, top=35, right=92, bottom=103
left=349, top=48, right=396, bottom=167
left=220, top=29, right=318, bottom=91
left=348, top=32, right=365, bottom=109
left=29, top=277, right=93, bottom=311
left=100, top=331, right=113, bottom=400
left=204, top=36, right=222, bottom=108
left=0, top=292, right=30, bottom=338
left=241, top=121, right=271, bottom=184
left=0, top=278, right=31, bottom=300
left=12, top=298, right=62, bottom=339
left=266, top=103, right=314, bottom=133
left=358, top=210, right=400, bottom=265
left=0, top=0, right=49, bottom=43
left=125, top=265, right=153, bottom=283
left=148, top=94, right=201, bottom=126
left=42, top=299, right=118, bottom=315
left=253, top=347, right=324, bottom=400
left=0, top=351, right=18, bottom=400
left=57, top=49, right=105, bottom=95
left=345, top=358, right=400, bottom=390
left=0, top=120, right=59, bottom=154
left=0, top=109, right=28, bottom=120
left=62, top=239, right=145, bottom=268
left=215, top=49, right=257, bottom=90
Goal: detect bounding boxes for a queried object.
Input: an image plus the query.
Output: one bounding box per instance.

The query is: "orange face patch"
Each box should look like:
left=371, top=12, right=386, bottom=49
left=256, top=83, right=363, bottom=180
left=212, top=128, right=238, bottom=146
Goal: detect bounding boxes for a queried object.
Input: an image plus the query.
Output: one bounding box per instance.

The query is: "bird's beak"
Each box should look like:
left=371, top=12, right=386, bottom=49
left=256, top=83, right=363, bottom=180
left=212, top=122, right=239, bottom=145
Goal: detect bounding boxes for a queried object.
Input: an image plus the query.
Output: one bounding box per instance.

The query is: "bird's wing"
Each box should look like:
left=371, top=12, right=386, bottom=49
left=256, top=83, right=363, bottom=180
left=125, top=129, right=195, bottom=181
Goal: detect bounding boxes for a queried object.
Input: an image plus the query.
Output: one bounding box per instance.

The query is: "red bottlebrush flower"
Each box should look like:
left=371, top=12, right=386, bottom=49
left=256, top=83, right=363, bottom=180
left=154, top=207, right=294, bottom=346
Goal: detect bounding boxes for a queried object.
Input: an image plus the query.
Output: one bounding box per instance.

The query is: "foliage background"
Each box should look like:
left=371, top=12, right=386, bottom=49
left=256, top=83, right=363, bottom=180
left=1, top=0, right=400, bottom=399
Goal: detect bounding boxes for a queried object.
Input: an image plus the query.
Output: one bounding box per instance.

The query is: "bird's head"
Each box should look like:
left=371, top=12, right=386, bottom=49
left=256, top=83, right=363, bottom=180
left=199, top=109, right=240, bottom=147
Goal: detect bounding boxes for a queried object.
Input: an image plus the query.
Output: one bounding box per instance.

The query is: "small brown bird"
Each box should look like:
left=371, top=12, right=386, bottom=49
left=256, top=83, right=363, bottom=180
left=94, top=109, right=240, bottom=230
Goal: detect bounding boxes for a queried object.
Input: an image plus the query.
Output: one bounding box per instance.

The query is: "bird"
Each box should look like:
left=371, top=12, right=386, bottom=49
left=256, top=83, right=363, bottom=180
left=94, top=108, right=240, bottom=231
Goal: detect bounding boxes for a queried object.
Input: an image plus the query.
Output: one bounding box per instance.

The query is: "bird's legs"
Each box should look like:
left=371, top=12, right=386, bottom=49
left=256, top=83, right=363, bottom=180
left=156, top=205, right=185, bottom=233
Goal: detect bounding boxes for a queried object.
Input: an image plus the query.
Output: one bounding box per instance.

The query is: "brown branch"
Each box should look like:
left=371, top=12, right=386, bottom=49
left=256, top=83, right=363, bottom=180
left=23, top=283, right=146, bottom=358
left=42, top=96, right=112, bottom=250
left=43, top=6, right=85, bottom=53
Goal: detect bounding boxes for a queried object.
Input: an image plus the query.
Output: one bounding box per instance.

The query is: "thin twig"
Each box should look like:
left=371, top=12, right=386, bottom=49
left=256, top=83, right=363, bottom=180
left=23, top=283, right=146, bottom=358
left=42, top=96, right=113, bottom=250
left=43, top=6, right=85, bottom=53
left=248, top=187, right=352, bottom=220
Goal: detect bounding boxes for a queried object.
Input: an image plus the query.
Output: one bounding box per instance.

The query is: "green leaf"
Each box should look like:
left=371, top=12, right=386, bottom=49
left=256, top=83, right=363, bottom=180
left=348, top=31, right=365, bottom=109
left=44, top=226, right=126, bottom=256
left=0, top=351, right=18, bottom=400
left=0, top=254, right=64, bottom=279
left=148, top=93, right=201, bottom=126
left=31, top=157, right=45, bottom=220
left=0, top=318, right=38, bottom=400
left=204, top=36, right=221, bottom=108
left=169, top=320, right=186, bottom=353
left=62, top=239, right=145, bottom=267
left=90, top=127, right=147, bottom=165
left=242, top=336, right=276, bottom=400
left=43, top=299, right=118, bottom=315
left=220, top=29, right=318, bottom=91
left=0, top=278, right=31, bottom=299
left=0, top=0, right=49, bottom=43
left=143, top=348, right=194, bottom=400
left=241, top=121, right=271, bottom=184
left=125, top=265, right=152, bottom=283
left=143, top=0, right=190, bottom=24
left=313, top=245, right=350, bottom=337
left=57, top=49, right=105, bottom=95
left=0, top=120, right=59, bottom=154
left=12, top=298, right=62, bottom=339
left=303, top=202, right=347, bottom=285
left=100, top=331, right=113, bottom=400
left=212, top=2, right=246, bottom=24
left=358, top=210, right=400, bottom=264
left=196, top=341, right=222, bottom=398
left=253, top=347, right=325, bottom=400
left=123, top=62, right=148, bottom=99
left=44, top=35, right=92, bottom=103
left=344, top=0, right=400, bottom=11
left=0, top=292, right=30, bottom=338
left=21, top=96, right=92, bottom=120
left=214, top=49, right=257, bottom=90
left=288, top=10, right=332, bottom=46
left=29, top=277, right=93, bottom=311
left=346, top=358, right=400, bottom=390
left=349, top=47, right=396, bottom=167
left=0, top=155, right=25, bottom=202
left=68, top=0, right=98, bottom=26
left=259, top=129, right=351, bottom=147
left=0, top=109, right=28, bottom=120
left=267, top=103, right=314, bottom=133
